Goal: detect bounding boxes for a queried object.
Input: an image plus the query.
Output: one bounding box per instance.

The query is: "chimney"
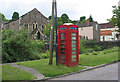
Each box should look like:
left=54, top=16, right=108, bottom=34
left=87, top=19, right=89, bottom=26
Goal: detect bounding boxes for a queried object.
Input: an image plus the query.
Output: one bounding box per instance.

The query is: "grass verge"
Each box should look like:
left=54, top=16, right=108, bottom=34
left=2, top=65, right=36, bottom=80
left=17, top=59, right=85, bottom=77
left=0, top=65, right=1, bottom=81
left=79, top=47, right=119, bottom=66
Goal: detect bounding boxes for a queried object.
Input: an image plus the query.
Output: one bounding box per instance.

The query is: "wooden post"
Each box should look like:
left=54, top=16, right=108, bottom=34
left=54, top=0, right=59, bottom=65
left=49, top=0, right=55, bottom=65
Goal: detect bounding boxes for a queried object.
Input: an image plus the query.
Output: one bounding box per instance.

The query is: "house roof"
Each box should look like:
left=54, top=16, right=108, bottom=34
left=76, top=21, right=98, bottom=27
left=5, top=8, right=49, bottom=24
left=0, top=20, right=8, bottom=24
left=99, top=22, right=114, bottom=29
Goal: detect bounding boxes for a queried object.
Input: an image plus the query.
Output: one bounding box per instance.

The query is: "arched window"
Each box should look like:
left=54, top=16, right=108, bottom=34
left=42, top=25, right=44, bottom=33
left=36, top=23, right=37, bottom=28
left=37, top=31, right=40, bottom=40
left=33, top=24, right=34, bottom=30
left=25, top=24, right=29, bottom=29
left=42, top=25, right=44, bottom=28
left=33, top=22, right=37, bottom=30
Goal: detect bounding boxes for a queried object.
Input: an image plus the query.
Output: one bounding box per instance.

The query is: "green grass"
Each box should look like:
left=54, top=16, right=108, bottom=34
left=79, top=47, right=119, bottom=66
left=2, top=65, right=36, bottom=80
left=0, top=65, right=2, bottom=81
left=2, top=47, right=118, bottom=80
left=17, top=59, right=85, bottom=77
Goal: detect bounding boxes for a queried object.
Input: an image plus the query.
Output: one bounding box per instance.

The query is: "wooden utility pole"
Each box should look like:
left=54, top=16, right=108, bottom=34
left=49, top=0, right=55, bottom=65
left=54, top=0, right=59, bottom=65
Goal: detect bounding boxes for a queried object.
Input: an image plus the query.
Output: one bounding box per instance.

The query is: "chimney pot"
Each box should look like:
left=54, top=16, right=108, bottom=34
left=87, top=19, right=90, bottom=26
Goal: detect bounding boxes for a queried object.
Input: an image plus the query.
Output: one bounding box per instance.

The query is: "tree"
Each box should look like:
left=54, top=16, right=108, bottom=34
left=109, top=6, right=120, bottom=39
left=61, top=13, right=69, bottom=23
left=43, top=21, right=51, bottom=38
left=81, top=19, right=87, bottom=23
left=12, top=12, right=19, bottom=20
left=57, top=17, right=63, bottom=26
left=89, top=15, right=94, bottom=22
left=79, top=16, right=86, bottom=23
left=0, top=12, right=8, bottom=21
left=48, top=16, right=52, bottom=20
left=71, top=20, right=77, bottom=25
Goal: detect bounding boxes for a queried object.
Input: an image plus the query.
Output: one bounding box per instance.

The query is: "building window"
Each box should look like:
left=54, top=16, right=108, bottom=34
left=42, top=25, right=44, bottom=28
left=36, top=24, right=37, bottom=28
left=81, top=28, right=83, bottom=30
left=96, top=24, right=98, bottom=30
left=25, top=24, right=29, bottom=29
left=33, top=24, right=34, bottom=30
left=37, top=31, right=40, bottom=40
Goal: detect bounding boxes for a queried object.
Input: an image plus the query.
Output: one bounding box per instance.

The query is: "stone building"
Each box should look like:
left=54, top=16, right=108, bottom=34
left=0, top=20, right=7, bottom=32
left=76, top=19, right=100, bottom=41
left=3, top=8, right=49, bottom=40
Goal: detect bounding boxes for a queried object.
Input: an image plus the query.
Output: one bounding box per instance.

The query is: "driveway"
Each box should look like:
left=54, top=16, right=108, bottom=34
left=51, top=62, right=119, bottom=80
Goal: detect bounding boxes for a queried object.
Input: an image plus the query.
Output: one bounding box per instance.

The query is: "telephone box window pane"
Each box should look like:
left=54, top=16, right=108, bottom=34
left=61, top=40, right=65, bottom=43
left=72, top=52, right=76, bottom=54
left=72, top=55, right=76, bottom=58
left=61, top=44, right=65, bottom=47
left=60, top=33, right=65, bottom=36
left=72, top=59, right=76, bottom=62
left=72, top=48, right=76, bottom=50
left=61, top=52, right=65, bottom=54
left=72, top=37, right=76, bottom=40
left=72, top=44, right=76, bottom=47
left=61, top=55, right=65, bottom=58
left=61, top=48, right=65, bottom=51
left=71, top=41, right=76, bottom=43
left=61, top=37, right=65, bottom=39
left=71, top=33, right=77, bottom=36
left=61, top=59, right=65, bottom=62
left=60, top=27, right=67, bottom=30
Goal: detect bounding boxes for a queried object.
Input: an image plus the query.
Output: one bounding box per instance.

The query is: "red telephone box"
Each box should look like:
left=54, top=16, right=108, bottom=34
left=58, top=23, right=79, bottom=67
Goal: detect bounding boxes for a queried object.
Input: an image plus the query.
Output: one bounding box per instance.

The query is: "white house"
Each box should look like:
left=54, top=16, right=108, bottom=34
left=99, top=22, right=119, bottom=41
left=76, top=19, right=100, bottom=41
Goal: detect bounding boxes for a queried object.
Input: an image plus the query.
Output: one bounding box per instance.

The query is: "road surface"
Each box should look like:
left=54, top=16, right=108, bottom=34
left=51, top=62, right=119, bottom=80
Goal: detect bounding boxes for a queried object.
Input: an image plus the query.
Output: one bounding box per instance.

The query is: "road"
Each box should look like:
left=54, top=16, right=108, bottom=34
left=51, top=62, right=119, bottom=80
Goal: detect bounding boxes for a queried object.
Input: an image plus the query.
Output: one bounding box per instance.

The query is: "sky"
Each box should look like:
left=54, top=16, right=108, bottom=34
left=0, top=0, right=119, bottom=23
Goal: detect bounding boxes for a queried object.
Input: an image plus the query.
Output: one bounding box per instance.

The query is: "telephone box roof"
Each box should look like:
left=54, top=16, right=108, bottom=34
left=63, top=23, right=74, bottom=26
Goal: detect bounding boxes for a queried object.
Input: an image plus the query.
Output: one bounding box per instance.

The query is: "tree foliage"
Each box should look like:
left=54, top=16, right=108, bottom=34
left=12, top=12, right=19, bottom=20
left=43, top=21, right=51, bottom=39
left=79, top=16, right=86, bottom=23
left=81, top=19, right=87, bottom=23
left=57, top=17, right=63, bottom=26
left=111, top=6, right=120, bottom=31
left=61, top=13, right=69, bottom=23
left=89, top=15, right=94, bottom=22
left=0, top=12, right=8, bottom=21
left=48, top=16, right=52, bottom=20
left=108, top=6, right=120, bottom=39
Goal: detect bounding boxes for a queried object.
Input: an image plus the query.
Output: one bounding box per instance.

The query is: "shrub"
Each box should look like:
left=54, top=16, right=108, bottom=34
left=79, top=39, right=86, bottom=54
left=32, top=40, right=45, bottom=52
left=92, top=51, right=98, bottom=55
left=85, top=53, right=90, bottom=55
left=93, top=45, right=102, bottom=51
left=2, top=29, right=45, bottom=63
left=104, top=52, right=107, bottom=54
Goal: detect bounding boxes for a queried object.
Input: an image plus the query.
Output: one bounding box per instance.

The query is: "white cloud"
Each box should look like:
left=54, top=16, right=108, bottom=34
left=0, top=0, right=119, bottom=23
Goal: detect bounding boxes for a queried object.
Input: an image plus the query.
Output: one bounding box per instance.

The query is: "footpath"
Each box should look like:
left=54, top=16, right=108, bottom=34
left=1, top=61, right=119, bottom=80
